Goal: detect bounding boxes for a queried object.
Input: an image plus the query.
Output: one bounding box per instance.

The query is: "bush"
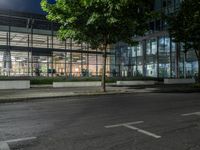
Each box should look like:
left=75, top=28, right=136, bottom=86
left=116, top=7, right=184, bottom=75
left=0, top=76, right=30, bottom=80
left=192, top=83, right=200, bottom=88
left=30, top=77, right=116, bottom=84
left=0, top=76, right=163, bottom=85
left=30, top=77, right=56, bottom=85
left=114, top=76, right=163, bottom=82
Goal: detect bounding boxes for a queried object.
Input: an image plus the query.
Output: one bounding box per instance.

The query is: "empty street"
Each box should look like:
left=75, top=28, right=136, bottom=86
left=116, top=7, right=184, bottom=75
left=1, top=93, right=200, bottom=150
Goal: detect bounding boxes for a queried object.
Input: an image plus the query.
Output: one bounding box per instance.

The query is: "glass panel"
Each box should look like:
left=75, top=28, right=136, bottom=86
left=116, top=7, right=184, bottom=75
left=0, top=50, right=12, bottom=76
left=89, top=54, right=97, bottom=76
left=0, top=51, right=4, bottom=75
left=171, top=41, right=176, bottom=77
left=146, top=39, right=157, bottom=77
left=0, top=31, right=7, bottom=45
left=33, top=34, right=48, bottom=48
left=10, top=51, right=28, bottom=76
left=159, top=36, right=170, bottom=78
left=110, top=55, right=117, bottom=77
left=179, top=52, right=184, bottom=78
left=97, top=55, right=103, bottom=76
left=32, top=56, right=48, bottom=76
left=10, top=32, right=28, bottom=47
left=53, top=37, right=65, bottom=49
left=186, top=50, right=198, bottom=77
left=137, top=44, right=143, bottom=56
left=53, top=52, right=65, bottom=76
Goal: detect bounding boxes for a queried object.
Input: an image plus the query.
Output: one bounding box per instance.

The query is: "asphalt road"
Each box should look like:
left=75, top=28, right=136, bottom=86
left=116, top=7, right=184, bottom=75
left=1, top=93, right=200, bottom=150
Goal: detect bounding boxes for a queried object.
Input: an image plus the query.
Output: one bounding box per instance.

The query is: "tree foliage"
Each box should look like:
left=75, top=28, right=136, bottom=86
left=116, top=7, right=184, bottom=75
left=167, top=0, right=200, bottom=80
left=41, top=0, right=153, bottom=91
left=41, top=0, right=153, bottom=49
left=167, top=0, right=200, bottom=57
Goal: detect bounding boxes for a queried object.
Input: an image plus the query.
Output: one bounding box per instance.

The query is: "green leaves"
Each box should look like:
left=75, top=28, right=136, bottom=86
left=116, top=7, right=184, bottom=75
left=40, top=0, right=154, bottom=90
left=41, top=0, right=153, bottom=48
left=87, top=12, right=100, bottom=25
left=168, top=0, right=200, bottom=53
left=167, top=0, right=200, bottom=80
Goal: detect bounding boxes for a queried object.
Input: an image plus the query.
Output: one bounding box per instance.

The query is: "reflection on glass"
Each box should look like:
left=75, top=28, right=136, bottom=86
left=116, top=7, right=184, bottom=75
left=10, top=32, right=28, bottom=47
left=0, top=31, right=7, bottom=45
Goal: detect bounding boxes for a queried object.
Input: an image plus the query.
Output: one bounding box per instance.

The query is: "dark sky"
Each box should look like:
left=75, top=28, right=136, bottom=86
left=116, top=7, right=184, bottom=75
left=0, top=0, right=55, bottom=14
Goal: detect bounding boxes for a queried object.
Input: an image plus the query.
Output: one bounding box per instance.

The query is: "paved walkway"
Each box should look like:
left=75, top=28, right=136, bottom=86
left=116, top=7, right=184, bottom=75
left=0, top=86, right=129, bottom=102
left=0, top=84, right=199, bottom=103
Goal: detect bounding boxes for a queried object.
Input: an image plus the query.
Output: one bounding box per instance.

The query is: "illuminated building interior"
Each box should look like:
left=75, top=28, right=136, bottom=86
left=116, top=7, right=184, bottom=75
left=0, top=10, right=113, bottom=77
left=0, top=0, right=198, bottom=79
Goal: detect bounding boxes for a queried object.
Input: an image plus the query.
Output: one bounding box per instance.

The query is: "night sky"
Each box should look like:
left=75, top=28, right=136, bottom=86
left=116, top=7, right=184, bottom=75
left=0, top=0, right=55, bottom=14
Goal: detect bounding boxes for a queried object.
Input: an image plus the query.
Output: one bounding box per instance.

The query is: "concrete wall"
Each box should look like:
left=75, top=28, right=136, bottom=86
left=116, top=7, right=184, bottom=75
left=116, top=81, right=157, bottom=86
left=106, top=83, right=116, bottom=86
left=0, top=80, right=30, bottom=89
left=53, top=82, right=101, bottom=88
left=164, top=79, right=195, bottom=84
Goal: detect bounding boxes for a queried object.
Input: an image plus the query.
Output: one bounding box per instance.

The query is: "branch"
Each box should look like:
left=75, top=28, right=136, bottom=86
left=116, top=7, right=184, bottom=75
left=194, top=49, right=200, bottom=60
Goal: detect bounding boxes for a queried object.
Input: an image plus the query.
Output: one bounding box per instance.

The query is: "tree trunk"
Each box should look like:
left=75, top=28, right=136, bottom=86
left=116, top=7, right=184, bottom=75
left=101, top=47, right=107, bottom=92
left=198, top=59, right=200, bottom=83
left=195, top=50, right=200, bottom=83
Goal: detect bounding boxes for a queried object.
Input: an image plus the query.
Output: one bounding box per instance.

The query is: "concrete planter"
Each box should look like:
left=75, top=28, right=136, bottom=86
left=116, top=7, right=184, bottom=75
left=164, top=78, right=195, bottom=84
left=106, top=83, right=117, bottom=86
left=116, top=80, right=157, bottom=86
left=53, top=81, right=101, bottom=88
left=0, top=80, right=30, bottom=90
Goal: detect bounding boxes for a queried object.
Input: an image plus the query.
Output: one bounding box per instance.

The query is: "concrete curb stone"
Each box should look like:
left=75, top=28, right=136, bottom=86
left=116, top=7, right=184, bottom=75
left=0, top=90, right=129, bottom=104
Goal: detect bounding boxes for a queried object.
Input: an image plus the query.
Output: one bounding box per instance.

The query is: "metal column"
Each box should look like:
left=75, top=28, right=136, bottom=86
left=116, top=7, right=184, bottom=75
left=157, top=37, right=160, bottom=78
left=51, top=23, right=54, bottom=77
left=169, top=37, right=173, bottom=78
left=142, top=40, right=146, bottom=77
left=69, top=39, right=72, bottom=77
left=64, top=40, right=67, bottom=76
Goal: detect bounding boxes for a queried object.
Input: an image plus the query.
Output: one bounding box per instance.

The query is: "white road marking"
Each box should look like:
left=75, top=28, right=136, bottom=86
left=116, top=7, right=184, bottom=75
left=105, top=121, right=144, bottom=128
left=0, top=142, right=10, bottom=150
left=4, top=137, right=37, bottom=144
left=104, top=121, right=161, bottom=139
left=181, top=112, right=200, bottom=116
left=123, top=124, right=161, bottom=139
left=0, top=136, right=37, bottom=150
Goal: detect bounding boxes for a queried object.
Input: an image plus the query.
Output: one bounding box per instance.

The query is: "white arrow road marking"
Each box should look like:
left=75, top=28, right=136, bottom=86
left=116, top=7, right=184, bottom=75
left=105, top=121, right=161, bottom=139
left=181, top=112, right=200, bottom=116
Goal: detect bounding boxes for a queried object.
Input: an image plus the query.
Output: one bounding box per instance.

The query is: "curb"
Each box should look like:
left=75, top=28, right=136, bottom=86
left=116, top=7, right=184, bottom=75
left=0, top=90, right=129, bottom=104
left=0, top=88, right=199, bottom=104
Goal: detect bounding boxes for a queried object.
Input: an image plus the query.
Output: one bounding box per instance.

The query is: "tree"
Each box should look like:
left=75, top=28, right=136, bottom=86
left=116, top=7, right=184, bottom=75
left=41, top=0, right=153, bottom=92
left=167, top=0, right=200, bottom=81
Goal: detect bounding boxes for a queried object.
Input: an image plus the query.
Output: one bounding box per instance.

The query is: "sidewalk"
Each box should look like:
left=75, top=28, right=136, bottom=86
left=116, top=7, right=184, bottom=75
left=0, top=84, right=199, bottom=103
left=0, top=86, right=129, bottom=103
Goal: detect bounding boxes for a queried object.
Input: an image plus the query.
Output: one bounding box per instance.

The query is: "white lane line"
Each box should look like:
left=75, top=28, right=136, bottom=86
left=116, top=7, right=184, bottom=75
left=4, top=137, right=37, bottom=144
left=181, top=112, right=200, bottom=116
left=104, top=121, right=161, bottom=139
left=105, top=121, right=144, bottom=128
left=123, top=124, right=161, bottom=139
left=0, top=142, right=10, bottom=150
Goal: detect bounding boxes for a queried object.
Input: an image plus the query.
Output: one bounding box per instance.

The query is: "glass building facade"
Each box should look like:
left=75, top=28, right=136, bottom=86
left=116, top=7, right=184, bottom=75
left=114, top=37, right=198, bottom=78
left=114, top=0, right=198, bottom=78
left=0, top=0, right=198, bottom=79
left=0, top=10, right=114, bottom=77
